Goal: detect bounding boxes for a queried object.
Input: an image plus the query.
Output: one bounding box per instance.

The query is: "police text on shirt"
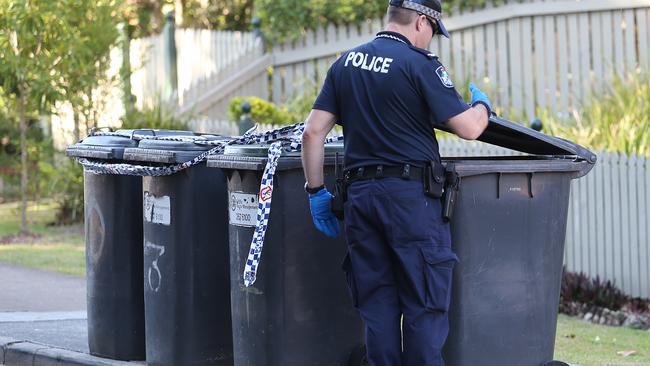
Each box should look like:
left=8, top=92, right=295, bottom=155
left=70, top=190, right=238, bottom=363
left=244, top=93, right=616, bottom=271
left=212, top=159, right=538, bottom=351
left=344, top=52, right=394, bottom=74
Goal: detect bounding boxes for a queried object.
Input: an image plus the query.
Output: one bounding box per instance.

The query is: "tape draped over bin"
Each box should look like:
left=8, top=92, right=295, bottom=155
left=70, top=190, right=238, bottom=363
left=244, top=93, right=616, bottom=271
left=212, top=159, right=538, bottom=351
left=73, top=122, right=343, bottom=286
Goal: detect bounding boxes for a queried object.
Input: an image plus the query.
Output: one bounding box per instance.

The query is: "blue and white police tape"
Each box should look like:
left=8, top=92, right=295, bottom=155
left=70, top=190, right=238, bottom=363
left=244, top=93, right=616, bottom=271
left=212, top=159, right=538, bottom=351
left=75, top=123, right=307, bottom=176
left=74, top=122, right=343, bottom=287
left=241, top=125, right=344, bottom=286
left=242, top=140, right=283, bottom=287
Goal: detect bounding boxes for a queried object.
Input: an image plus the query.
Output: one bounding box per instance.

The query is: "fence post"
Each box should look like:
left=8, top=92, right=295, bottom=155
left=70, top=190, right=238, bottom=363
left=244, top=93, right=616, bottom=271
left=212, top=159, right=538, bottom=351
left=163, top=12, right=179, bottom=105
left=252, top=16, right=266, bottom=52
left=239, top=101, right=255, bottom=135
left=119, top=22, right=136, bottom=116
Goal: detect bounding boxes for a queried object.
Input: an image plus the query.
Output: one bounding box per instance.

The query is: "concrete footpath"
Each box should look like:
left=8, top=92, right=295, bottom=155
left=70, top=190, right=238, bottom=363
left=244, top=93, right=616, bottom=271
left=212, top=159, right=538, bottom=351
left=0, top=262, right=142, bottom=366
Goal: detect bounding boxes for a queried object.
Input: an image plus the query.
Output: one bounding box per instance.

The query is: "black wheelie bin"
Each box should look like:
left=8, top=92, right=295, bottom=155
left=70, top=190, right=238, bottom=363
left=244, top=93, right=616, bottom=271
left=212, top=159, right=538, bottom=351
left=210, top=115, right=596, bottom=366
left=122, top=134, right=233, bottom=366
left=66, top=129, right=194, bottom=361
left=206, top=142, right=364, bottom=366
left=435, top=116, right=596, bottom=366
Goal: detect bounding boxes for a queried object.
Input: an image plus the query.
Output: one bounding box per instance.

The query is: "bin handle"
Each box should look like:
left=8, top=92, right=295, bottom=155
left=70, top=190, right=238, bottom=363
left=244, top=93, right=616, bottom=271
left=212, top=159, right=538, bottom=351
left=130, top=129, right=157, bottom=140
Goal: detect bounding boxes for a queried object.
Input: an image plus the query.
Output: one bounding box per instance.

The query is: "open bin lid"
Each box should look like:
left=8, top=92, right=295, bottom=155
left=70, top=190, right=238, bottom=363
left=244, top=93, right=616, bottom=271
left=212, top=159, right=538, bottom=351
left=438, top=115, right=598, bottom=164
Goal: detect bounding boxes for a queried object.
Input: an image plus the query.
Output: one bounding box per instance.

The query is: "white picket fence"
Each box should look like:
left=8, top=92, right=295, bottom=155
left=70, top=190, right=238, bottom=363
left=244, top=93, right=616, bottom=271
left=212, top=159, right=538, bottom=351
left=129, top=29, right=262, bottom=110
left=438, top=139, right=650, bottom=298
left=565, top=151, right=650, bottom=299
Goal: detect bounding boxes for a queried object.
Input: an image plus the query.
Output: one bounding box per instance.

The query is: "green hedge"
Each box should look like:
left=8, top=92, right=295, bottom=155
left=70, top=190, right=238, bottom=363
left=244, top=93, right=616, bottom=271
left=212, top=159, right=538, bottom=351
left=229, top=96, right=302, bottom=125
left=542, top=73, right=650, bottom=156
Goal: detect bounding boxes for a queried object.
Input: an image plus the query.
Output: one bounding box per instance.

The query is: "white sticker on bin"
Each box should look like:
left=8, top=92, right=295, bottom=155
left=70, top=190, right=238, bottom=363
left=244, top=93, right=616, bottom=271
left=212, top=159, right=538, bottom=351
left=143, top=192, right=171, bottom=226
left=229, top=192, right=258, bottom=227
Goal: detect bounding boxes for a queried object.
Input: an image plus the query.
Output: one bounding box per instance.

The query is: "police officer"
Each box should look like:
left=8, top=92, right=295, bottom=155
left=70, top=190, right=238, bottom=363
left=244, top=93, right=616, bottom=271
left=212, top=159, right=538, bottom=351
left=301, top=1, right=492, bottom=365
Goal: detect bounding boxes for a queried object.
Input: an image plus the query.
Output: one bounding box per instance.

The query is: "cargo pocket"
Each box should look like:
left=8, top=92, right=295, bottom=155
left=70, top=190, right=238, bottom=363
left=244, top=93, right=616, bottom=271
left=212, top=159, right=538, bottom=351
left=420, top=246, right=458, bottom=312
left=341, top=253, right=359, bottom=308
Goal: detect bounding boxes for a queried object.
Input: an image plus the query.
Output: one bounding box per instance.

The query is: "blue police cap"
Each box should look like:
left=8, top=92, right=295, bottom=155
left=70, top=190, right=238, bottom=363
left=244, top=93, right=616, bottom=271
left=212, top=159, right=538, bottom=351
left=389, top=0, right=450, bottom=38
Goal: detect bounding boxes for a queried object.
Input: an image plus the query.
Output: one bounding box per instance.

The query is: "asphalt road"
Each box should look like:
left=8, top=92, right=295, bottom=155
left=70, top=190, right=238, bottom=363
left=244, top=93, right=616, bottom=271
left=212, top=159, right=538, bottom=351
left=0, top=261, right=88, bottom=353
left=0, top=262, right=86, bottom=312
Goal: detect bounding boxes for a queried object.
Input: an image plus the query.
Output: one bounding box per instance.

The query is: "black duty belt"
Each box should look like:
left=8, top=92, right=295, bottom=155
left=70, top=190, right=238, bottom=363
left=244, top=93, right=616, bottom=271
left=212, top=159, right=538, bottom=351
left=344, top=164, right=424, bottom=184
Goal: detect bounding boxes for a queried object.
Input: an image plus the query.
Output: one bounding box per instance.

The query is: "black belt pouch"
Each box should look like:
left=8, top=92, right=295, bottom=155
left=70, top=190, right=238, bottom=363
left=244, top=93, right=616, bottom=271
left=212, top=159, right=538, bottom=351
left=424, top=160, right=445, bottom=199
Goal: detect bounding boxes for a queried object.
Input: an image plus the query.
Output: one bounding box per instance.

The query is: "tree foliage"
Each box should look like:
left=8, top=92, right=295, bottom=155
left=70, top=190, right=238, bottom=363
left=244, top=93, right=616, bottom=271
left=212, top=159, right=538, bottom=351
left=58, top=0, right=120, bottom=140
left=255, top=0, right=507, bottom=43
left=181, top=0, right=253, bottom=31
left=255, top=0, right=385, bottom=43
left=121, top=0, right=165, bottom=38
left=123, top=0, right=253, bottom=38
left=0, top=0, right=120, bottom=230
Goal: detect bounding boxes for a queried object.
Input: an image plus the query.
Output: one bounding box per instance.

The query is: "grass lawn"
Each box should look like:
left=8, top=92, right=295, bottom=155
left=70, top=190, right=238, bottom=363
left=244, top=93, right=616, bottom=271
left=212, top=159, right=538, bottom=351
left=555, top=314, right=650, bottom=365
left=0, top=200, right=85, bottom=276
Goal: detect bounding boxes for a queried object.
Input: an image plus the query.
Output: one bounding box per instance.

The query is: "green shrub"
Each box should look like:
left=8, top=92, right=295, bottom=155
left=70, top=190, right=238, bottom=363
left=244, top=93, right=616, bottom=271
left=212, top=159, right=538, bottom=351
left=39, top=156, right=84, bottom=225
left=120, top=102, right=189, bottom=131
left=287, top=85, right=319, bottom=122
left=228, top=96, right=301, bottom=126
left=560, top=267, right=628, bottom=313
left=541, top=73, right=650, bottom=156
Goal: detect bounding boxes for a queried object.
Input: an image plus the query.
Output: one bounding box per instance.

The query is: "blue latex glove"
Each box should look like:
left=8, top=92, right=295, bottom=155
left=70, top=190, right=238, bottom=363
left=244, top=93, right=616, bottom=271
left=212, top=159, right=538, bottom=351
left=309, top=188, right=341, bottom=238
left=469, top=82, right=492, bottom=117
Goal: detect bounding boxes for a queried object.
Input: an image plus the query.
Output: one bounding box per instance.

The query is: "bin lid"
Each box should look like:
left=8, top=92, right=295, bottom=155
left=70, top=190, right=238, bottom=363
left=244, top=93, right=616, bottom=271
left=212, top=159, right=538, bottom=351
left=66, top=135, right=138, bottom=160
left=122, top=135, right=230, bottom=164
left=80, top=135, right=137, bottom=148
left=114, top=129, right=197, bottom=137
left=224, top=142, right=344, bottom=157
left=438, top=115, right=597, bottom=164
left=135, top=135, right=229, bottom=151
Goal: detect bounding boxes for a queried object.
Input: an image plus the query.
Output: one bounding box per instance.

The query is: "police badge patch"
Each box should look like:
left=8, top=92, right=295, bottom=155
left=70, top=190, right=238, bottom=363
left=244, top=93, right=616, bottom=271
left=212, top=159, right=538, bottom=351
left=435, top=65, right=454, bottom=88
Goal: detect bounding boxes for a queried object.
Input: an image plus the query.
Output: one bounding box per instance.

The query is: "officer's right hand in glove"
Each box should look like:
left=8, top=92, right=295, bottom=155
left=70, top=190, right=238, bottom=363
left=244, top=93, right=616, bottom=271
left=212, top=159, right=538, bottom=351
left=469, top=82, right=492, bottom=116
left=309, top=188, right=341, bottom=238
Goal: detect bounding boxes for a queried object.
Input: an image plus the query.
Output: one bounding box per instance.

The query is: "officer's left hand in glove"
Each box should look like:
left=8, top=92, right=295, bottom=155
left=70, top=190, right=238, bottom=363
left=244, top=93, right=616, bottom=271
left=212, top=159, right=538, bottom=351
left=469, top=82, right=492, bottom=117
left=309, top=188, right=341, bottom=237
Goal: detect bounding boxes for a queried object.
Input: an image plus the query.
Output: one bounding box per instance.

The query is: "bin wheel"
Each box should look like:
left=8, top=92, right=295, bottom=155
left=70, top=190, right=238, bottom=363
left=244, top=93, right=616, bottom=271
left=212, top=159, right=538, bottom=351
left=348, top=344, right=368, bottom=366
left=542, top=361, right=571, bottom=366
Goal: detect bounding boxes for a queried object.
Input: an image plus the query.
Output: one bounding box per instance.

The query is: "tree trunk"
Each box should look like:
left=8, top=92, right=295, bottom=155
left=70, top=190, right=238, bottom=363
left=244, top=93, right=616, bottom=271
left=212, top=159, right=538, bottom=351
left=18, top=86, right=28, bottom=234
left=73, top=108, right=80, bottom=142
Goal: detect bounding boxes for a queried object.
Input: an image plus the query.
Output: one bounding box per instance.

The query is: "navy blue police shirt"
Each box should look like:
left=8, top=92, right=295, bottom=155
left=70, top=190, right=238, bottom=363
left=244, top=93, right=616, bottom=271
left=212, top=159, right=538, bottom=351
left=313, top=31, right=469, bottom=170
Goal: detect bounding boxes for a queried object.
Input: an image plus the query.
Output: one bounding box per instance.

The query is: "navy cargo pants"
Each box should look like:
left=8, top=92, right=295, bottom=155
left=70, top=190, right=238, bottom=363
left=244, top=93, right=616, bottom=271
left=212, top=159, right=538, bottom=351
left=342, top=177, right=458, bottom=366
